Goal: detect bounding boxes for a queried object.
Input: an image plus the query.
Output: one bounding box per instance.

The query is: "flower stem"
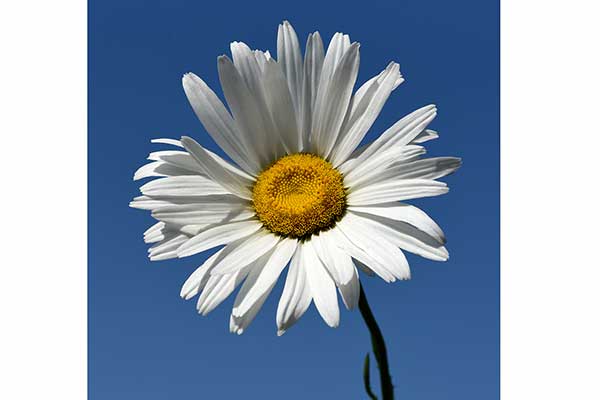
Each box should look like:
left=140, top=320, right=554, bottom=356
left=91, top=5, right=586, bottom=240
left=359, top=283, right=394, bottom=400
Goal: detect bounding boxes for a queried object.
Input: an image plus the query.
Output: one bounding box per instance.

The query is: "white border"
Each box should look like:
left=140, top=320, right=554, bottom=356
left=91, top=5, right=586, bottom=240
left=0, top=0, right=86, bottom=399
left=2, top=0, right=600, bottom=398
left=502, top=1, right=600, bottom=398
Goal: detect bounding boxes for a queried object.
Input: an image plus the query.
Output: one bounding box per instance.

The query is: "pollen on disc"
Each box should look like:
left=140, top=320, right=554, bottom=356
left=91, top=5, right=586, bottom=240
left=252, top=153, right=347, bottom=238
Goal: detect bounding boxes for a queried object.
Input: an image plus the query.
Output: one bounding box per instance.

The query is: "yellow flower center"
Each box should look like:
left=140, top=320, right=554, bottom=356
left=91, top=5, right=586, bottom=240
left=252, top=153, right=347, bottom=239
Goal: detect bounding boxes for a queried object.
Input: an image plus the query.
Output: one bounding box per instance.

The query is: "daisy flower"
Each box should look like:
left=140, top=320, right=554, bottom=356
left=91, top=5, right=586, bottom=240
left=131, top=21, right=460, bottom=335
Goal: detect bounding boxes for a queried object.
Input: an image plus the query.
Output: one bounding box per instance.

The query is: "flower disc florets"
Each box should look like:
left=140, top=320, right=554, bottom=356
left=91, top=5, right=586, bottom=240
left=252, top=153, right=347, bottom=238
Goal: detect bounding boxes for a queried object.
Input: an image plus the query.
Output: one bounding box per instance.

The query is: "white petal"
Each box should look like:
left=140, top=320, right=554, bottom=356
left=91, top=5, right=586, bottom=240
left=348, top=203, right=445, bottom=244
left=180, top=249, right=224, bottom=300
left=181, top=136, right=252, bottom=199
left=262, top=58, right=299, bottom=153
left=151, top=138, right=182, bottom=147
left=348, top=211, right=449, bottom=261
left=348, top=178, right=449, bottom=205
left=317, top=33, right=351, bottom=98
left=140, top=175, right=228, bottom=197
left=147, top=150, right=205, bottom=172
left=299, top=32, right=325, bottom=150
left=148, top=233, right=189, bottom=261
left=330, top=62, right=403, bottom=166
left=312, top=230, right=355, bottom=285
left=152, top=201, right=254, bottom=225
left=229, top=284, right=273, bottom=335
left=303, top=241, right=340, bottom=328
left=232, top=238, right=297, bottom=318
left=133, top=161, right=196, bottom=181
left=210, top=229, right=281, bottom=275
left=277, top=21, right=303, bottom=115
left=329, top=225, right=397, bottom=282
left=218, top=55, right=279, bottom=166
left=227, top=249, right=277, bottom=335
left=385, top=157, right=462, bottom=181
left=411, top=129, right=438, bottom=144
left=342, top=145, right=427, bottom=188
left=311, top=43, right=360, bottom=158
left=338, top=266, right=360, bottom=310
left=276, top=246, right=312, bottom=335
left=348, top=105, right=437, bottom=168
left=177, top=219, right=263, bottom=258
left=182, top=73, right=260, bottom=174
left=196, top=266, right=250, bottom=315
left=336, top=216, right=411, bottom=280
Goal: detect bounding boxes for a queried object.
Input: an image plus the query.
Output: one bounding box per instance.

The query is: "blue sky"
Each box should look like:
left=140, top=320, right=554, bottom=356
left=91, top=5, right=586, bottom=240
left=89, top=0, right=499, bottom=398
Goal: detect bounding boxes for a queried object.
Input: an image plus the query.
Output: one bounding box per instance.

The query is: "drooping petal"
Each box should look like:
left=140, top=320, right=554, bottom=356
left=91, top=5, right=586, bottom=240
left=338, top=266, right=360, bottom=310
left=276, top=246, right=312, bottom=335
left=303, top=241, right=340, bottom=328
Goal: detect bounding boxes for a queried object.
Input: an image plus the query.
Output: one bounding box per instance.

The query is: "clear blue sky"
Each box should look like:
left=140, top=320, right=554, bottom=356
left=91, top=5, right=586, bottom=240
left=89, top=0, right=499, bottom=398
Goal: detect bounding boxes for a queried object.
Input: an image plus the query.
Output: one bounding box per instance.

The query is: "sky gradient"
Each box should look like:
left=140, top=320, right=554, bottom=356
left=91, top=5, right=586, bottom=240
left=89, top=0, right=499, bottom=398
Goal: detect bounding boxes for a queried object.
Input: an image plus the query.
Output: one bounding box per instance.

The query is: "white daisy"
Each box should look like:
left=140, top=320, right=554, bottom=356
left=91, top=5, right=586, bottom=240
left=131, top=21, right=460, bottom=335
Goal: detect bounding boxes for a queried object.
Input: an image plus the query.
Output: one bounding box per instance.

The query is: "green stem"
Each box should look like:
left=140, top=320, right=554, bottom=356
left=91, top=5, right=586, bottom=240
left=359, top=284, right=394, bottom=400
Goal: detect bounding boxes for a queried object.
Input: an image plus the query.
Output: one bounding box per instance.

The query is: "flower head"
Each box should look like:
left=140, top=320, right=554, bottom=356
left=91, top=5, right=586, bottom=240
left=131, top=21, right=461, bottom=335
